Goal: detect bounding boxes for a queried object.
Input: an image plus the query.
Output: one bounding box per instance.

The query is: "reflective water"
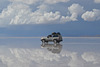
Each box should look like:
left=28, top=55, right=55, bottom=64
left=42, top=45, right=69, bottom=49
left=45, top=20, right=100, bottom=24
left=0, top=37, right=100, bottom=67
left=41, top=44, right=62, bottom=54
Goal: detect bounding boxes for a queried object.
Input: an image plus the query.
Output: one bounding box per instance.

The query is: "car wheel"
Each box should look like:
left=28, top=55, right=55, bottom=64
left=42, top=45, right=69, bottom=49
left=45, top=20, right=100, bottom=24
left=53, top=40, right=57, bottom=44
left=42, top=39, right=45, bottom=43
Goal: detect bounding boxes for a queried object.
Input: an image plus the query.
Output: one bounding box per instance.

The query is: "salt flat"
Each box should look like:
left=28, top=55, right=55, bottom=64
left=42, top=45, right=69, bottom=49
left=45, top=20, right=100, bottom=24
left=0, top=37, right=100, bottom=67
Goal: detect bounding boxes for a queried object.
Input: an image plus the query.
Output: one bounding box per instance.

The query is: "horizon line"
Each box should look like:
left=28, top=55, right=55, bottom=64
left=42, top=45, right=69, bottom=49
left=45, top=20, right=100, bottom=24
left=0, top=37, right=100, bottom=39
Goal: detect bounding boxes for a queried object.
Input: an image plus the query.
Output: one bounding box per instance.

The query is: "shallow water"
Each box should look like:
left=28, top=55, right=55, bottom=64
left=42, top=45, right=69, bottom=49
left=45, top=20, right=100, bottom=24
left=0, top=37, right=100, bottom=67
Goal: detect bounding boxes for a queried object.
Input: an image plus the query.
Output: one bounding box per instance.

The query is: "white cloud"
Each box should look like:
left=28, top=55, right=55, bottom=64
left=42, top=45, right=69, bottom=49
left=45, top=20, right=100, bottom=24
left=0, top=3, right=31, bottom=25
left=30, top=11, right=61, bottom=24
left=9, top=0, right=39, bottom=5
left=0, top=3, right=62, bottom=25
left=37, top=4, right=48, bottom=12
left=61, top=4, right=85, bottom=22
left=0, top=0, right=100, bottom=26
left=1, top=0, right=99, bottom=26
left=68, top=4, right=85, bottom=15
left=44, top=0, right=70, bottom=4
left=94, top=0, right=100, bottom=3
left=9, top=0, right=70, bottom=5
left=82, top=9, right=100, bottom=21
left=0, top=3, right=86, bottom=25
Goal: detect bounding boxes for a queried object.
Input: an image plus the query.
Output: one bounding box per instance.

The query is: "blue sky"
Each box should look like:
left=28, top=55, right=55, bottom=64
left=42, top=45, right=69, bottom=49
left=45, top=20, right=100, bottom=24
left=0, top=0, right=100, bottom=37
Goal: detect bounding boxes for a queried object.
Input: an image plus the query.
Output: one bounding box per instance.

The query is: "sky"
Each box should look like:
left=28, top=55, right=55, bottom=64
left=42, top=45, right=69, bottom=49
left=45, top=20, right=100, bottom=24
left=0, top=0, right=100, bottom=37
left=0, top=0, right=100, bottom=67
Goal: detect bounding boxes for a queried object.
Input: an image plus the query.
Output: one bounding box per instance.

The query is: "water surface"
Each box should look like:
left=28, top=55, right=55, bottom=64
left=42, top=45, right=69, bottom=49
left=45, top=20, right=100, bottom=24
left=0, top=37, right=100, bottom=67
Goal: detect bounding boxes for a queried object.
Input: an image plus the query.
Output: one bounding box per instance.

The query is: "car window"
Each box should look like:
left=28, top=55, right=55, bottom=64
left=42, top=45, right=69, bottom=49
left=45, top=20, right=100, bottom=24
left=53, top=35, right=58, bottom=37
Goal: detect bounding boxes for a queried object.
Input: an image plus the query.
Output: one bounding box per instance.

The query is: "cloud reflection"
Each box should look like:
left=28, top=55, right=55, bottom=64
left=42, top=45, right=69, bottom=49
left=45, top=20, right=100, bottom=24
left=0, top=38, right=100, bottom=67
left=0, top=46, right=99, bottom=67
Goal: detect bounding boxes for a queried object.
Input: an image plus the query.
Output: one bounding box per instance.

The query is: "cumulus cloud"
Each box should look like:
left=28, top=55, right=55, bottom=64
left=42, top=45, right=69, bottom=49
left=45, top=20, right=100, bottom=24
left=0, top=0, right=100, bottom=26
left=30, top=11, right=61, bottom=24
left=94, top=0, right=100, bottom=3
left=9, top=0, right=40, bottom=5
left=44, top=0, right=70, bottom=4
left=1, top=0, right=100, bottom=26
left=0, top=0, right=70, bottom=25
left=0, top=47, right=100, bottom=67
left=0, top=3, right=62, bottom=25
left=1, top=3, right=85, bottom=26
left=82, top=9, right=100, bottom=21
left=0, top=3, right=31, bottom=25
left=61, top=4, right=85, bottom=22
left=9, top=0, right=70, bottom=5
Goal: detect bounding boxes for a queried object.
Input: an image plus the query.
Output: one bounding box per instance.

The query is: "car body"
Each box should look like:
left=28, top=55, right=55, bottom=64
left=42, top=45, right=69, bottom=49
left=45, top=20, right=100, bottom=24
left=41, top=33, right=63, bottom=44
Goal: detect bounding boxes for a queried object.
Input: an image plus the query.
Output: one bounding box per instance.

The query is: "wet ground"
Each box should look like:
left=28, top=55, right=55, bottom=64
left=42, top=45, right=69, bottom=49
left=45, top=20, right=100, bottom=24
left=0, top=37, right=100, bottom=67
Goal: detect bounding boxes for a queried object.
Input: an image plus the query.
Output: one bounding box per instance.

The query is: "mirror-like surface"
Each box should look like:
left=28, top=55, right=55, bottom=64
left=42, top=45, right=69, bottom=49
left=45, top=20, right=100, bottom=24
left=0, top=37, right=100, bottom=67
left=41, top=43, right=62, bottom=54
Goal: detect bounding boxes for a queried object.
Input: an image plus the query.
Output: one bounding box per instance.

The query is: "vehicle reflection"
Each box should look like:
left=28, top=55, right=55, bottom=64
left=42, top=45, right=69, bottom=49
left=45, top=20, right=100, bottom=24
left=41, top=43, right=62, bottom=54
